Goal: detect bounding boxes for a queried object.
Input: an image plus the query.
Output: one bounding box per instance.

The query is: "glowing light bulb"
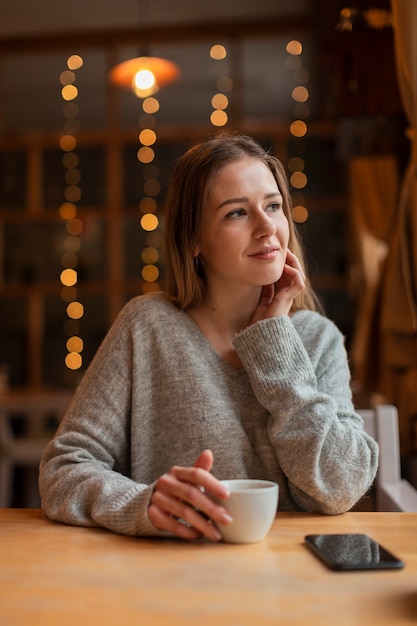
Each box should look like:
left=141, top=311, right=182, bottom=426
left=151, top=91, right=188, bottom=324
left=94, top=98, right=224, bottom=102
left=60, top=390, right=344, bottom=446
left=133, top=70, right=157, bottom=97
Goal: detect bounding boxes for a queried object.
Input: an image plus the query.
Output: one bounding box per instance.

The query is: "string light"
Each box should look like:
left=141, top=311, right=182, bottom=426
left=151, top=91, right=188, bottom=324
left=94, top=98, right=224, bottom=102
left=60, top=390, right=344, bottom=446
left=209, top=44, right=231, bottom=127
left=286, top=40, right=310, bottom=224
left=137, top=96, right=162, bottom=294
left=59, top=54, right=85, bottom=374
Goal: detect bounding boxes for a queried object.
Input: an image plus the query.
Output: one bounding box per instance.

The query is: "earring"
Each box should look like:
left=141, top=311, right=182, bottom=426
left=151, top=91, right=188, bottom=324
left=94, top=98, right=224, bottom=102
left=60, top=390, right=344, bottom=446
left=193, top=256, right=199, bottom=273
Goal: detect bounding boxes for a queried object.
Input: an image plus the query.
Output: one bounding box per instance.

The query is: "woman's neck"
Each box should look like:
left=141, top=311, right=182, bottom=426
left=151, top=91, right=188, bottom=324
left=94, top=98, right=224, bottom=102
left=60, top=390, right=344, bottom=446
left=192, top=286, right=260, bottom=331
left=187, top=287, right=261, bottom=369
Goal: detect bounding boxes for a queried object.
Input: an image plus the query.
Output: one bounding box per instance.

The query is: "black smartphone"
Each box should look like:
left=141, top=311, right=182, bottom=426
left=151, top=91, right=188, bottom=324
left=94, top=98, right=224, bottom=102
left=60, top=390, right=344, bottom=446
left=304, top=533, right=405, bottom=571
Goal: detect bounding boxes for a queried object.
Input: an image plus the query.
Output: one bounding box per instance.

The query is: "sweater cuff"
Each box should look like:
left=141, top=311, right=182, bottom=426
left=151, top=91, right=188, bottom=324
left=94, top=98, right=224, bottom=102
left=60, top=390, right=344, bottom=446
left=232, top=316, right=312, bottom=386
left=100, top=481, right=172, bottom=538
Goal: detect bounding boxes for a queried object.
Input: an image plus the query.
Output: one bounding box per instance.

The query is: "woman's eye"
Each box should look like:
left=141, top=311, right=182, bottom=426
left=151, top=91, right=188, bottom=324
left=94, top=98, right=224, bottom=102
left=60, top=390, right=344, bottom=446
left=266, top=202, right=282, bottom=212
left=225, top=208, right=245, bottom=219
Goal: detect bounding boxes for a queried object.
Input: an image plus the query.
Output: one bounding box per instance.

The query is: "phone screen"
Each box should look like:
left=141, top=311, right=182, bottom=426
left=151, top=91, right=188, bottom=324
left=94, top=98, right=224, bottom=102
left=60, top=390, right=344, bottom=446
left=304, top=533, right=405, bottom=571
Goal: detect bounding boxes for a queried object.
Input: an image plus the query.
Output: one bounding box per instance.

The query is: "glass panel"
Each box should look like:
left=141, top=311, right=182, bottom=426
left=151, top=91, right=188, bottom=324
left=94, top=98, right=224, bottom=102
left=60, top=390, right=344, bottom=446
left=243, top=37, right=297, bottom=119
left=123, top=140, right=185, bottom=208
left=123, top=216, right=165, bottom=287
left=43, top=296, right=68, bottom=387
left=2, top=50, right=107, bottom=132
left=149, top=141, right=188, bottom=203
left=0, top=150, right=27, bottom=209
left=240, top=33, right=314, bottom=121
left=4, top=217, right=106, bottom=284
left=124, top=216, right=146, bottom=281
left=0, top=297, right=28, bottom=387
left=77, top=294, right=109, bottom=366
left=315, top=288, right=354, bottom=340
left=122, top=144, right=145, bottom=207
left=77, top=217, right=108, bottom=281
left=298, top=209, right=347, bottom=276
left=43, top=146, right=106, bottom=208
left=4, top=221, right=66, bottom=283
left=43, top=294, right=108, bottom=387
left=73, top=50, right=108, bottom=131
left=288, top=137, right=344, bottom=197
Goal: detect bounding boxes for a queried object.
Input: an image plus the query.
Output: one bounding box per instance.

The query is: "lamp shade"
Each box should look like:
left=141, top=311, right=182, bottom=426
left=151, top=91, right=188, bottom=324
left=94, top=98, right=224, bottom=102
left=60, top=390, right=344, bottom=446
left=109, top=56, right=180, bottom=98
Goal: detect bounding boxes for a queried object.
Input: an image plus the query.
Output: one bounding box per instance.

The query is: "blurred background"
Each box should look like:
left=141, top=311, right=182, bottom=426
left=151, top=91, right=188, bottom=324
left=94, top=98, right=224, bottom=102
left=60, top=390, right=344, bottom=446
left=1, top=0, right=416, bottom=502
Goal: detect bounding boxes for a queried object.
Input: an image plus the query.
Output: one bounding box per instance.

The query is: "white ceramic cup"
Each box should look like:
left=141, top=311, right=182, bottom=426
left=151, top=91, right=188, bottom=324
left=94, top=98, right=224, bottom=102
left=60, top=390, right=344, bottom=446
left=212, top=479, right=279, bottom=544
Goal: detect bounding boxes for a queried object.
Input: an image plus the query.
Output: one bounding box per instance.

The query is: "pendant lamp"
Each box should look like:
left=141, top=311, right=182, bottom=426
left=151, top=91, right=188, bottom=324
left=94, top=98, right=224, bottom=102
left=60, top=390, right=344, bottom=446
left=109, top=55, right=180, bottom=98
left=109, top=2, right=180, bottom=98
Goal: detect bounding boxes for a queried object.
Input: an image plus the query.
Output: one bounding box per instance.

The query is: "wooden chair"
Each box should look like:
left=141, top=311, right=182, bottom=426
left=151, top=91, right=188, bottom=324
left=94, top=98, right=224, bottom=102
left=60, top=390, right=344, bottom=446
left=358, top=404, right=417, bottom=512
left=0, top=392, right=72, bottom=507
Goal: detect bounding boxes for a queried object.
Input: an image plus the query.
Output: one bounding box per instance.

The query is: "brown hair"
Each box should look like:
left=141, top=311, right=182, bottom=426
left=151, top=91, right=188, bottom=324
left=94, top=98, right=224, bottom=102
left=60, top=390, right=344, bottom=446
left=163, top=133, right=319, bottom=313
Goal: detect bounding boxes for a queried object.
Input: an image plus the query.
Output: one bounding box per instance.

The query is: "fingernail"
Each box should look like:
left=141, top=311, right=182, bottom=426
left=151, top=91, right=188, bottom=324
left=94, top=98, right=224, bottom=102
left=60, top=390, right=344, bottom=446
left=211, top=528, right=222, bottom=541
left=220, top=512, right=233, bottom=524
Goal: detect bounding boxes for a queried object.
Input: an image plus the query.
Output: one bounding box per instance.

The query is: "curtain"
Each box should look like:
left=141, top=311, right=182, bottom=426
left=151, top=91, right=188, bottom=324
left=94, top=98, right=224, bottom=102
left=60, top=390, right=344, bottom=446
left=377, top=1, right=417, bottom=455
left=382, top=0, right=417, bottom=334
left=349, top=156, right=398, bottom=386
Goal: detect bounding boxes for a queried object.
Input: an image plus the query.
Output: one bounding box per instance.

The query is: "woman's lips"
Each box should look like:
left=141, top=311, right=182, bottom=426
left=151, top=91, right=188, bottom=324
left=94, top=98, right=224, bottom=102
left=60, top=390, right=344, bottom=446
left=249, top=248, right=279, bottom=260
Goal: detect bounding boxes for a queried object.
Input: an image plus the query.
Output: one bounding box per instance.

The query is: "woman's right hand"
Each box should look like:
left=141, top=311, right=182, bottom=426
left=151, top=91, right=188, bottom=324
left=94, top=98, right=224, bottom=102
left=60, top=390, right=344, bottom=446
left=250, top=249, right=305, bottom=324
left=148, top=449, right=233, bottom=541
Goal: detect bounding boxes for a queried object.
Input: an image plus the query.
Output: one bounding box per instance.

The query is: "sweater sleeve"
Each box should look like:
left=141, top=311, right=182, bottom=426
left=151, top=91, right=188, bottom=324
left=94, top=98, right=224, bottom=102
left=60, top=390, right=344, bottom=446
left=39, top=300, right=165, bottom=537
left=232, top=312, right=379, bottom=514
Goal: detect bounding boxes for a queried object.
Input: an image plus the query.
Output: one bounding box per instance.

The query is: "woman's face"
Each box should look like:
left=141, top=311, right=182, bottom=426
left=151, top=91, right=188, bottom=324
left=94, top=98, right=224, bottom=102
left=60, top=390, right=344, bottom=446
left=194, top=156, right=290, bottom=293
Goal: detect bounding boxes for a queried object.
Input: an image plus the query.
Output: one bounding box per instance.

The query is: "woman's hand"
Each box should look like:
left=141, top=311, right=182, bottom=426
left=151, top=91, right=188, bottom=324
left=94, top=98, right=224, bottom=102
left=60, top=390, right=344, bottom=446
left=148, top=449, right=232, bottom=541
left=250, top=249, right=305, bottom=324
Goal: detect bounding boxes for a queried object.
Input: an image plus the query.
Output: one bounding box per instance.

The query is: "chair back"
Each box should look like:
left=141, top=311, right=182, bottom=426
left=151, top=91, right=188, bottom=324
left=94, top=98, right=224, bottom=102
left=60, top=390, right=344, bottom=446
left=0, top=391, right=72, bottom=507
left=358, top=404, right=417, bottom=512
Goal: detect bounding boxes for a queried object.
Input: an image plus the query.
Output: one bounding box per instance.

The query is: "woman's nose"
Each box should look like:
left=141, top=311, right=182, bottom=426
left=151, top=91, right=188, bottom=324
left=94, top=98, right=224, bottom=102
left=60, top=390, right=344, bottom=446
left=253, top=211, right=275, bottom=237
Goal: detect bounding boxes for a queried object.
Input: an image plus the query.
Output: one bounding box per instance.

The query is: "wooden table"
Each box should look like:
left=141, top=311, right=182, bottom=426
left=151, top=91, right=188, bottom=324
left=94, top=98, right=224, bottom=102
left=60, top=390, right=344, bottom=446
left=1, top=510, right=416, bottom=626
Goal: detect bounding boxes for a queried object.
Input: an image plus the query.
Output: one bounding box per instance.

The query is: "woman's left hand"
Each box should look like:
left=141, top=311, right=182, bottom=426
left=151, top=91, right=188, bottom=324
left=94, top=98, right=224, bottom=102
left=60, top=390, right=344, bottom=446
left=148, top=449, right=232, bottom=541
left=250, top=249, right=305, bottom=324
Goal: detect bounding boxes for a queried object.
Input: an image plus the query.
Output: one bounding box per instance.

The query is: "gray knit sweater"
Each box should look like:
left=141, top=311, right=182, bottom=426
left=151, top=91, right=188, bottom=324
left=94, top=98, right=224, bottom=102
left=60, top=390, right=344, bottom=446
left=39, top=293, right=378, bottom=536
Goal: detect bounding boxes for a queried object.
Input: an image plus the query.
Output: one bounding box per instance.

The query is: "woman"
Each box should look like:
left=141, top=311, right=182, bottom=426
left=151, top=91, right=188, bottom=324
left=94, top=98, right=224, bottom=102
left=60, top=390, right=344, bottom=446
left=40, top=133, right=378, bottom=541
